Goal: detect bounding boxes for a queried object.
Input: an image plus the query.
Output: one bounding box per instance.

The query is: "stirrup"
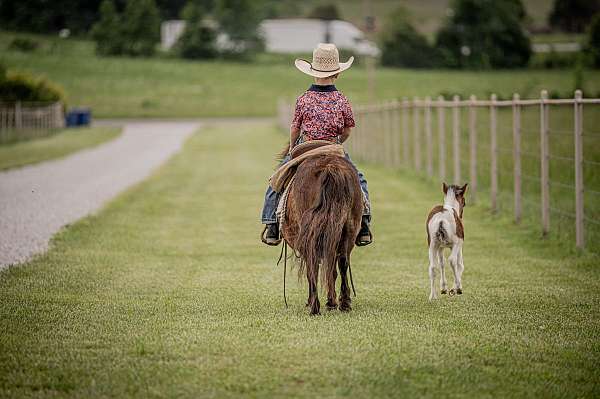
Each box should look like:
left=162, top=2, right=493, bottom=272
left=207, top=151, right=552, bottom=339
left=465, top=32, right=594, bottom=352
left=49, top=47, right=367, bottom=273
left=355, top=230, right=373, bottom=247
left=261, top=225, right=282, bottom=246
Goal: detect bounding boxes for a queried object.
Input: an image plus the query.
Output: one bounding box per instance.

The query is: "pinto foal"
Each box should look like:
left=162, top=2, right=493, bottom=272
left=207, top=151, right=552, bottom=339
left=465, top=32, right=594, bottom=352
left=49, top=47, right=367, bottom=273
left=426, top=183, right=468, bottom=300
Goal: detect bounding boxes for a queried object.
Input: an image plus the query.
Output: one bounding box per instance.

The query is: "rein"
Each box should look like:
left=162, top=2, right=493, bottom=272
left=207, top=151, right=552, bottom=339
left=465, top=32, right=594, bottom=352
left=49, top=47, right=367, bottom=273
left=348, top=261, right=357, bottom=297
left=277, top=240, right=289, bottom=308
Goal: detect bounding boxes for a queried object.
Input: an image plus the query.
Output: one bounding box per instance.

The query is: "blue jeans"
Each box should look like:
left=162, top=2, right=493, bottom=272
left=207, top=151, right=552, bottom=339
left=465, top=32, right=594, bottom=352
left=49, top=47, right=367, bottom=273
left=261, top=152, right=371, bottom=224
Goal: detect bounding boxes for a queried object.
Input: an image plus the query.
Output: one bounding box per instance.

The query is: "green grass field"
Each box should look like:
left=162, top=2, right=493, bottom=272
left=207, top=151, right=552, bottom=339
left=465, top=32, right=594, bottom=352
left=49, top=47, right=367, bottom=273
left=3, top=31, right=599, bottom=118
left=1, top=121, right=598, bottom=398
left=0, top=126, right=121, bottom=170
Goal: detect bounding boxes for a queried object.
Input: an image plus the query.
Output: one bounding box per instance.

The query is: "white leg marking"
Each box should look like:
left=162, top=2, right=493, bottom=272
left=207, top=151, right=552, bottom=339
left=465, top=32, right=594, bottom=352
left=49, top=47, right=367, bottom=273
left=438, top=248, right=447, bottom=294
left=448, top=244, right=461, bottom=293
left=428, top=245, right=438, bottom=300
left=457, top=245, right=464, bottom=292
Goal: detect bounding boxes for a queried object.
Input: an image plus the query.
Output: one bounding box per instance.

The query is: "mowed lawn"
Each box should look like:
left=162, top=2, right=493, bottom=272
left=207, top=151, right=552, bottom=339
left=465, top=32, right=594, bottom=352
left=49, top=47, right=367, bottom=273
left=3, top=31, right=600, bottom=118
left=0, top=126, right=121, bottom=170
left=0, top=122, right=598, bottom=398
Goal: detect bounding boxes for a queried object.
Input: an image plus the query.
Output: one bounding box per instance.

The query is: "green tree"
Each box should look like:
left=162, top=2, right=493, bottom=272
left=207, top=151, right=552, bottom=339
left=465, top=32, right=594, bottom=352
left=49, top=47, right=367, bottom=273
left=588, top=13, right=600, bottom=68
left=263, top=0, right=301, bottom=18
left=216, top=0, right=263, bottom=59
left=380, top=7, right=441, bottom=68
left=436, top=0, right=531, bottom=69
left=176, top=0, right=217, bottom=59
left=122, top=0, right=161, bottom=56
left=549, top=0, right=600, bottom=33
left=308, top=4, right=341, bottom=20
left=91, top=0, right=123, bottom=56
left=0, top=0, right=103, bottom=34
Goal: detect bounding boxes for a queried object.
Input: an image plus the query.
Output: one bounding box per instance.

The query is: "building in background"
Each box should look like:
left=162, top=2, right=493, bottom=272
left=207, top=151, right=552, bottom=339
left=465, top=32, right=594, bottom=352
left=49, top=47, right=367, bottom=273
left=161, top=18, right=380, bottom=57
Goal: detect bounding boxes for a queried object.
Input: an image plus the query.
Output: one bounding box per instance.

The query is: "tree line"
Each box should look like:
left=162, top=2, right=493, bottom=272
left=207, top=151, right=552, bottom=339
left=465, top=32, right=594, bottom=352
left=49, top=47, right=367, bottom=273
left=381, top=0, right=600, bottom=69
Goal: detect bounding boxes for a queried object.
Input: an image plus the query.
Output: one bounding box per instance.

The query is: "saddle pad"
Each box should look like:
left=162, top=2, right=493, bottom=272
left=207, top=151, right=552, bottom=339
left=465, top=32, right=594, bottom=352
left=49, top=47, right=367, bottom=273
left=270, top=144, right=345, bottom=193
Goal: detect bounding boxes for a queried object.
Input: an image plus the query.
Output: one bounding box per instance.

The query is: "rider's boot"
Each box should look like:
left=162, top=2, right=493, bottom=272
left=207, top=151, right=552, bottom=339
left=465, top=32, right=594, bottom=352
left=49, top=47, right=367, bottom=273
left=261, top=223, right=281, bottom=246
left=355, top=215, right=373, bottom=246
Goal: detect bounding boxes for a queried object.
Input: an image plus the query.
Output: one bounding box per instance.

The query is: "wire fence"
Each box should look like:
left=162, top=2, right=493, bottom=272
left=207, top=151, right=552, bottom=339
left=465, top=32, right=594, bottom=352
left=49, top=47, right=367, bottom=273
left=278, top=90, right=600, bottom=251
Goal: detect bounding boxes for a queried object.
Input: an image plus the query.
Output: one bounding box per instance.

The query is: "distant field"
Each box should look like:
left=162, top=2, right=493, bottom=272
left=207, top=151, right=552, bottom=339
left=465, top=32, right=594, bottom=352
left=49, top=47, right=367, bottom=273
left=3, top=31, right=599, bottom=118
left=0, top=126, right=121, bottom=170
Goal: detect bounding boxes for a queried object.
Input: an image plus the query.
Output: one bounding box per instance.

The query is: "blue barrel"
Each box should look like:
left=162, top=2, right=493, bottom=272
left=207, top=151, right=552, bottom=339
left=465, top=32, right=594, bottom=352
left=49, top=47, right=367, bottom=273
left=65, top=111, right=79, bottom=127
left=65, top=108, right=92, bottom=127
left=77, top=108, right=91, bottom=126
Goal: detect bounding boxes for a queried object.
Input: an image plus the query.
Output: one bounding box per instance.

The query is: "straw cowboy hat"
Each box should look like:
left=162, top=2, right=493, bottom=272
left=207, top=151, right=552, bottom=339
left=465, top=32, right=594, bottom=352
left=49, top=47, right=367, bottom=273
left=295, top=43, right=354, bottom=78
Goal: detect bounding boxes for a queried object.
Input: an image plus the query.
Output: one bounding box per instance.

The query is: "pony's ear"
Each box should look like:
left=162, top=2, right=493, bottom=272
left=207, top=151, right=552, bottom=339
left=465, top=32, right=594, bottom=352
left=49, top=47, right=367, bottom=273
left=442, top=182, right=449, bottom=194
left=459, top=183, right=469, bottom=194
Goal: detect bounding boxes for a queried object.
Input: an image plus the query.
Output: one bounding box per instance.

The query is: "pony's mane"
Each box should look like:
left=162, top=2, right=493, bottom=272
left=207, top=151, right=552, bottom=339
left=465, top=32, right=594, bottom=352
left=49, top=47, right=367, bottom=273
left=275, top=142, right=290, bottom=165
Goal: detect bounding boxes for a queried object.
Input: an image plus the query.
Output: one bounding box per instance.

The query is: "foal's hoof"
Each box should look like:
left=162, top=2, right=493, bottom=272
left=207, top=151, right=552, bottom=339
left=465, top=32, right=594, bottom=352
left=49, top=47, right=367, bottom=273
left=339, top=303, right=352, bottom=312
left=441, top=289, right=447, bottom=295
left=456, top=288, right=463, bottom=295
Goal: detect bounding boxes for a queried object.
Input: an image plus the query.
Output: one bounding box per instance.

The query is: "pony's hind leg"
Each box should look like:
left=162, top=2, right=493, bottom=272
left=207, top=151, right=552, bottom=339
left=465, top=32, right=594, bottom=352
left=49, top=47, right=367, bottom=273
left=338, top=256, right=352, bottom=311
left=326, top=258, right=338, bottom=310
left=307, top=263, right=320, bottom=315
left=438, top=248, right=448, bottom=294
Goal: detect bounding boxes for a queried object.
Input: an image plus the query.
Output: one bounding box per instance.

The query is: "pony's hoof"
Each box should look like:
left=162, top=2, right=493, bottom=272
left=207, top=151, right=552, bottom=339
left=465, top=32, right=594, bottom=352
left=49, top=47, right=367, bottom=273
left=456, top=288, right=463, bottom=295
left=441, top=289, right=447, bottom=295
left=326, top=303, right=338, bottom=311
left=339, top=303, right=352, bottom=312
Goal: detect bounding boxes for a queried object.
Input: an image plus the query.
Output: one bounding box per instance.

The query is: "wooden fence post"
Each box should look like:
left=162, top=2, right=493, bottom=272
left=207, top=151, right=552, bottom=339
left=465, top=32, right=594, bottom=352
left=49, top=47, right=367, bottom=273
left=490, top=94, right=498, bottom=213
left=540, top=90, right=550, bottom=236
left=425, top=96, right=433, bottom=177
left=453, top=95, right=461, bottom=184
left=392, top=99, right=401, bottom=167
left=413, top=97, right=421, bottom=172
left=384, top=101, right=392, bottom=167
left=513, top=93, right=522, bottom=223
left=469, top=95, right=477, bottom=203
left=402, top=98, right=410, bottom=168
left=15, top=102, right=22, bottom=130
left=438, top=96, right=446, bottom=182
left=574, top=90, right=584, bottom=249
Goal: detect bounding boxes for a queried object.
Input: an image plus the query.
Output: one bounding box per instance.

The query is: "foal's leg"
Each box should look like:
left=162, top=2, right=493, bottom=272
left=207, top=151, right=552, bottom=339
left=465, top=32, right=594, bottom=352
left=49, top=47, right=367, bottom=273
left=438, top=248, right=448, bottom=294
left=326, top=259, right=338, bottom=310
left=307, top=263, right=320, bottom=315
left=338, top=256, right=352, bottom=311
left=456, top=245, right=464, bottom=294
left=428, top=244, right=438, bottom=300
left=448, top=244, right=461, bottom=295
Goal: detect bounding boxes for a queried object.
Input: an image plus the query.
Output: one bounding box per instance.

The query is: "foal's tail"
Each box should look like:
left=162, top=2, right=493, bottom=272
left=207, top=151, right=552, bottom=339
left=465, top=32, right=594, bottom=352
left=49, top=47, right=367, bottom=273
left=435, top=221, right=447, bottom=243
left=297, top=157, right=358, bottom=294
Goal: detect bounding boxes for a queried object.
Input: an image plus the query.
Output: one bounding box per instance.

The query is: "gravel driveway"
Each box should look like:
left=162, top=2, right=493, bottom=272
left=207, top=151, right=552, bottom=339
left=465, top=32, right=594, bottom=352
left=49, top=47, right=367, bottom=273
left=0, top=121, right=199, bottom=269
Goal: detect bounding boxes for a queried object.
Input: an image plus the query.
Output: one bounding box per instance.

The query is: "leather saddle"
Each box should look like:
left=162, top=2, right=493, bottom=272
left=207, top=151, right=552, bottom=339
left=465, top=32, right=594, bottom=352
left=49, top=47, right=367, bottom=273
left=290, top=140, right=334, bottom=159
left=269, top=141, right=345, bottom=193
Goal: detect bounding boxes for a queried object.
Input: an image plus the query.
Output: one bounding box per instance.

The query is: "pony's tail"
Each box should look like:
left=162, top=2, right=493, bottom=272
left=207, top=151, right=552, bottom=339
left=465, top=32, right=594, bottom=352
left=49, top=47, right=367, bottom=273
left=297, top=159, right=355, bottom=295
left=276, top=142, right=291, bottom=164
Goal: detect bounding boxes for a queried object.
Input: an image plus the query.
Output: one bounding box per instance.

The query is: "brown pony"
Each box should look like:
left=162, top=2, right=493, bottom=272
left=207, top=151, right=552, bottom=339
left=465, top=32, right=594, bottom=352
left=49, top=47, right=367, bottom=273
left=281, top=152, right=363, bottom=315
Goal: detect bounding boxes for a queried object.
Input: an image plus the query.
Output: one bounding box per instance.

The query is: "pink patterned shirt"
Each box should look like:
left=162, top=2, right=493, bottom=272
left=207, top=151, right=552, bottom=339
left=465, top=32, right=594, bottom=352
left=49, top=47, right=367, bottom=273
left=291, top=85, right=356, bottom=142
